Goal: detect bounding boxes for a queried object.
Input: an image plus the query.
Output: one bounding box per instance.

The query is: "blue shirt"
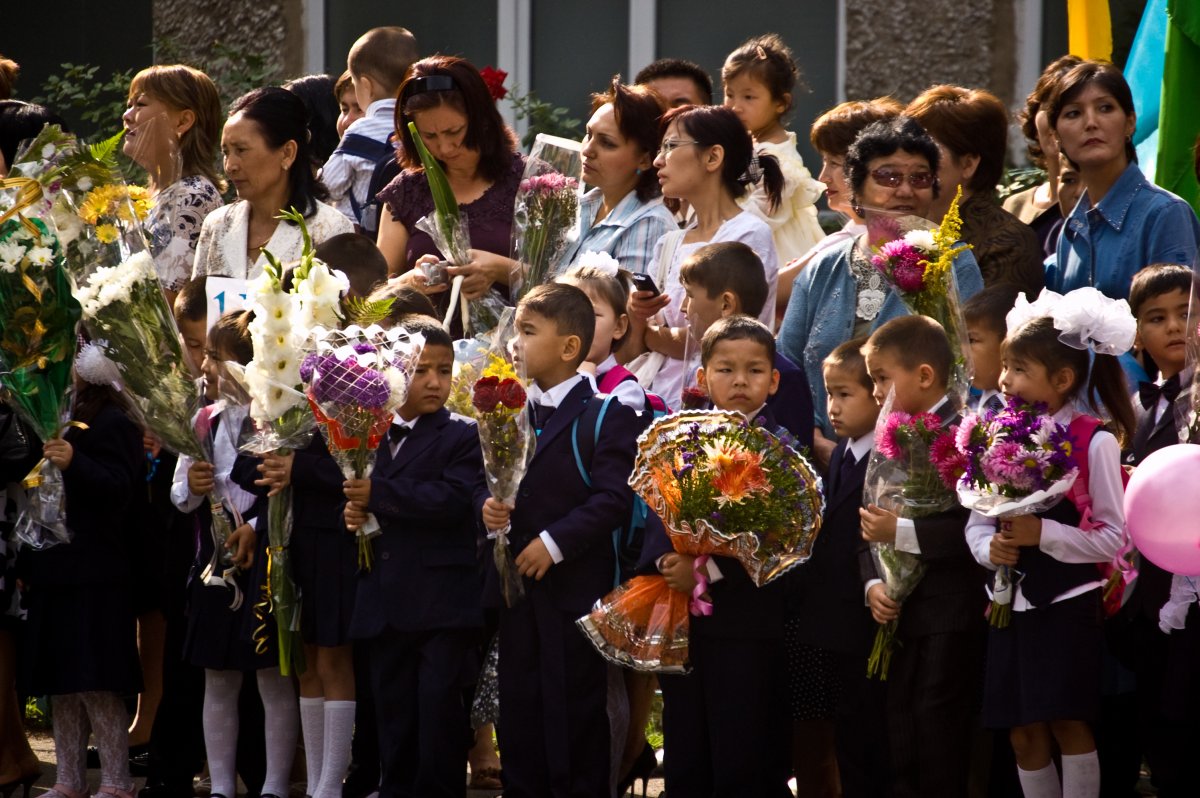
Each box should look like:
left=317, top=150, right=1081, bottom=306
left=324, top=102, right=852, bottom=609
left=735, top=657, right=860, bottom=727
left=556, top=187, right=678, bottom=276
left=1049, top=162, right=1200, bottom=299
left=777, top=235, right=984, bottom=437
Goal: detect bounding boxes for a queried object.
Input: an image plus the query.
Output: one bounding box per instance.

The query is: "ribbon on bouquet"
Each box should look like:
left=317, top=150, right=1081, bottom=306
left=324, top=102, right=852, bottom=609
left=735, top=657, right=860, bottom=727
left=252, top=544, right=285, bottom=655
left=690, top=554, right=713, bottom=617
left=441, top=273, right=470, bottom=335
left=200, top=497, right=245, bottom=611
left=21, top=420, right=89, bottom=488
left=0, top=177, right=47, bottom=241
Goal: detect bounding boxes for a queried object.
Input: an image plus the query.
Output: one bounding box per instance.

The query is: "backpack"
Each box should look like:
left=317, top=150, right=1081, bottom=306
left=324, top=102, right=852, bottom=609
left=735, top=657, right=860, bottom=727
left=597, top=364, right=669, bottom=417
left=569, top=394, right=650, bottom=589
left=332, top=133, right=397, bottom=235
left=1066, top=415, right=1133, bottom=616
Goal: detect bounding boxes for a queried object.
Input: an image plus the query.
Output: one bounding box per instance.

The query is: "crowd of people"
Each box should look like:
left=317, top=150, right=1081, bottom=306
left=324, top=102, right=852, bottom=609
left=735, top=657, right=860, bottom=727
left=1, top=22, right=1199, bottom=798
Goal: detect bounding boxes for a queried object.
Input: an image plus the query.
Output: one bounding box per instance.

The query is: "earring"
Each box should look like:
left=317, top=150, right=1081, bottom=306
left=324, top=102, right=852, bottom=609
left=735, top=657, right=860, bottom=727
left=635, top=167, right=643, bottom=175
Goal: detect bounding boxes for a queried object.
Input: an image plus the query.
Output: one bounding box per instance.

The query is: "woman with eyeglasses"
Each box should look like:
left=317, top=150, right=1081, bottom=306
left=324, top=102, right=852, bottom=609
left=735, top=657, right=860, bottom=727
left=623, top=104, right=783, bottom=409
left=375, top=56, right=524, bottom=330
left=778, top=115, right=983, bottom=449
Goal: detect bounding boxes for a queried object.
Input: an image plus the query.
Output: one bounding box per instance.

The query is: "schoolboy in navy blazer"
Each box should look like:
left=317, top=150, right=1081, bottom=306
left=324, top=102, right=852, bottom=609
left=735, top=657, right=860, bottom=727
left=342, top=320, right=486, bottom=798
left=479, top=285, right=640, bottom=798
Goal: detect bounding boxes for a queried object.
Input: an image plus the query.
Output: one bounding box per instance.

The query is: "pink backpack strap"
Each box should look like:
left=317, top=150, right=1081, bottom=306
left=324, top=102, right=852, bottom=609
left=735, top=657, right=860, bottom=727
left=598, top=364, right=636, bottom=394
left=1066, top=415, right=1104, bottom=531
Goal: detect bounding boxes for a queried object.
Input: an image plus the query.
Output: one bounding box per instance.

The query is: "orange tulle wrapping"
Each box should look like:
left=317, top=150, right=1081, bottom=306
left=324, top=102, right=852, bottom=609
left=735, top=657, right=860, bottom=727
left=577, top=575, right=693, bottom=674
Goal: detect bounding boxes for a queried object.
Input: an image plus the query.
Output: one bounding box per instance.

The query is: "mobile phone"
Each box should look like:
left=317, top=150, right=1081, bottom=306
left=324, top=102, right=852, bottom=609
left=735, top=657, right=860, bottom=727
left=630, top=273, right=660, bottom=297
left=420, top=260, right=450, bottom=286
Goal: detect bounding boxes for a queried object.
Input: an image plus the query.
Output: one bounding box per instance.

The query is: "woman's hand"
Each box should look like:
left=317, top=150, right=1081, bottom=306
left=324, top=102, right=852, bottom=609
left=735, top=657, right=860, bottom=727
left=43, top=438, right=73, bottom=471
left=628, top=289, right=671, bottom=323
left=401, top=255, right=450, bottom=295
left=446, top=250, right=516, bottom=300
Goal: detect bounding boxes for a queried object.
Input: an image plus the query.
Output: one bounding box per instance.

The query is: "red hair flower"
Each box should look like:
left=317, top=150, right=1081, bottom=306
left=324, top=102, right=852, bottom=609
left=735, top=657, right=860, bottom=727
left=480, top=66, right=508, bottom=101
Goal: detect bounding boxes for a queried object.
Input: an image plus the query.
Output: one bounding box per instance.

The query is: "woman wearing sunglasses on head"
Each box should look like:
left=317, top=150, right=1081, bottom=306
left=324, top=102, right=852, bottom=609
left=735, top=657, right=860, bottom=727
left=778, top=115, right=984, bottom=452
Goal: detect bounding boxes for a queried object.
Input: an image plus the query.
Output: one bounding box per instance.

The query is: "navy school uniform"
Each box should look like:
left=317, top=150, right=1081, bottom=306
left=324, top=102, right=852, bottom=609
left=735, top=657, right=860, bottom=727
left=346, top=407, right=485, bottom=798
left=785, top=437, right=890, bottom=798
left=477, top=377, right=640, bottom=798
left=768, top=351, right=816, bottom=451
left=860, top=402, right=987, bottom=798
left=641, top=409, right=794, bottom=798
left=1113, top=393, right=1200, bottom=796
left=18, top=403, right=144, bottom=697
left=289, top=433, right=358, bottom=647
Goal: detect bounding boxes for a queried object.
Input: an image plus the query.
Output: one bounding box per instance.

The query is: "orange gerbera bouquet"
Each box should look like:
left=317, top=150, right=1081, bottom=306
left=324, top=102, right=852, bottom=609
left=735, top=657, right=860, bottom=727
left=578, top=410, right=823, bottom=672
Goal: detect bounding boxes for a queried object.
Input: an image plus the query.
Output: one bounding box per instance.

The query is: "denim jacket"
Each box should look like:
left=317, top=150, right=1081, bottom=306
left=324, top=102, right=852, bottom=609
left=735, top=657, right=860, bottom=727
left=1049, top=163, right=1200, bottom=299
left=777, top=235, right=984, bottom=437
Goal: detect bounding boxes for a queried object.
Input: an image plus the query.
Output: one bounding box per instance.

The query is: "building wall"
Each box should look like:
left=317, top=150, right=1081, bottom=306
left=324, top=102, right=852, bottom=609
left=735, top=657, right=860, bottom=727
left=152, top=0, right=305, bottom=83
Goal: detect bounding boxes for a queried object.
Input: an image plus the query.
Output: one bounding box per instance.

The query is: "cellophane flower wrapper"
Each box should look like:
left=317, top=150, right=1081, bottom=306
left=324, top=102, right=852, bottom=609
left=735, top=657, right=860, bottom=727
left=578, top=410, right=824, bottom=672
left=862, top=389, right=960, bottom=679
left=867, top=187, right=975, bottom=406
left=954, top=396, right=1079, bottom=627
left=509, top=134, right=581, bottom=299
left=303, top=324, right=423, bottom=571
left=446, top=336, right=489, bottom=419
left=473, top=308, right=534, bottom=608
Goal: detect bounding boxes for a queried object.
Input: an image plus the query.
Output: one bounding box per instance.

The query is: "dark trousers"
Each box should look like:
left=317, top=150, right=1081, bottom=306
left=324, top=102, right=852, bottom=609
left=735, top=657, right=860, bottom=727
left=658, top=633, right=791, bottom=798
left=370, top=628, right=476, bottom=798
left=496, top=597, right=610, bottom=798
left=833, top=652, right=892, bottom=798
left=346, top=641, right=380, bottom=798
left=886, top=627, right=984, bottom=798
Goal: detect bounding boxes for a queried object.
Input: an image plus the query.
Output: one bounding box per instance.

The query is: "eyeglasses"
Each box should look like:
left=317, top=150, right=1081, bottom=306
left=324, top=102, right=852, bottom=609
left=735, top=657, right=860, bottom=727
left=870, top=169, right=936, bottom=189
left=660, top=139, right=702, bottom=156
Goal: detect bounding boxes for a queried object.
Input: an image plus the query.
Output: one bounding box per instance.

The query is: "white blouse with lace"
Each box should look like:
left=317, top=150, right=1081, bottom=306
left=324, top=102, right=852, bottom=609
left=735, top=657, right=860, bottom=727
left=191, top=199, right=354, bottom=280
left=147, top=175, right=224, bottom=292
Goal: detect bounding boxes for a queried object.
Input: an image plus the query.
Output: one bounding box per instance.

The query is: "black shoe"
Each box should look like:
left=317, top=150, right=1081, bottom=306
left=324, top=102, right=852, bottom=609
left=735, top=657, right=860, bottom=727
left=128, top=747, right=151, bottom=778
left=0, top=773, right=39, bottom=798
left=616, top=742, right=658, bottom=797
left=86, top=746, right=100, bottom=769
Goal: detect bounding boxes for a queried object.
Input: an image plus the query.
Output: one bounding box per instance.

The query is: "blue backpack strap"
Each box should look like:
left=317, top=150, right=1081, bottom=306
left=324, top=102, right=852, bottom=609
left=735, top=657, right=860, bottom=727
left=333, top=133, right=392, bottom=162
left=570, top=395, right=623, bottom=586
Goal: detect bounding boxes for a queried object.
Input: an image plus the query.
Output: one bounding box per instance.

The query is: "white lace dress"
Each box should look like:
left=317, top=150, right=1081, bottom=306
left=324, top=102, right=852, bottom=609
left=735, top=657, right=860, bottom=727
left=147, top=175, right=224, bottom=292
left=191, top=199, right=354, bottom=280
left=740, top=131, right=826, bottom=264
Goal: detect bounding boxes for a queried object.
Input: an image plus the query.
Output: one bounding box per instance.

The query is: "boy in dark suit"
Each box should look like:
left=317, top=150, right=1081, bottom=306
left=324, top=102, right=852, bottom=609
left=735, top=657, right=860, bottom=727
left=1111, top=264, right=1198, bottom=796
left=480, top=283, right=641, bottom=797
left=859, top=315, right=986, bottom=798
left=678, top=241, right=814, bottom=449
left=786, top=337, right=886, bottom=796
left=342, top=317, right=486, bottom=798
left=642, top=315, right=793, bottom=797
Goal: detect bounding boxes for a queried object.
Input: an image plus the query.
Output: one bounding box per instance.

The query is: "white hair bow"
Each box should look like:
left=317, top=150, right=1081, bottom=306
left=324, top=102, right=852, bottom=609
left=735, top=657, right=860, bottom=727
left=1006, top=287, right=1136, bottom=356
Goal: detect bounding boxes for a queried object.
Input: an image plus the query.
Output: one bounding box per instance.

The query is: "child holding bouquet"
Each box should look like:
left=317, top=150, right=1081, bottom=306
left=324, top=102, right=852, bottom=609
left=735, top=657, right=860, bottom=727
left=171, top=310, right=298, bottom=798
left=859, top=315, right=985, bottom=798
left=18, top=368, right=144, bottom=798
left=479, top=283, right=641, bottom=796
left=645, top=315, right=794, bottom=797
left=964, top=288, right=1136, bottom=798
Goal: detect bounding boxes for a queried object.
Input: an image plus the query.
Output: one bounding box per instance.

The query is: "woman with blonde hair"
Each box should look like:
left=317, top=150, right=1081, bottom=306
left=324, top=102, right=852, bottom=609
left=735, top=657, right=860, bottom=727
left=122, top=64, right=226, bottom=302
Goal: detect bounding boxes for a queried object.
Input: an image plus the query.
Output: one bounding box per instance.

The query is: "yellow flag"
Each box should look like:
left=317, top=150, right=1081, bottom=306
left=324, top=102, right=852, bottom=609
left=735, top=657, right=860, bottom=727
left=1069, top=0, right=1114, bottom=60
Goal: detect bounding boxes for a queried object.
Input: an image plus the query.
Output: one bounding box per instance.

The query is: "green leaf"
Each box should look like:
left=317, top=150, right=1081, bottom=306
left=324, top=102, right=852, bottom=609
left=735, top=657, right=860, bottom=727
left=406, top=121, right=459, bottom=222
left=88, top=129, right=125, bottom=168
left=342, top=296, right=396, bottom=327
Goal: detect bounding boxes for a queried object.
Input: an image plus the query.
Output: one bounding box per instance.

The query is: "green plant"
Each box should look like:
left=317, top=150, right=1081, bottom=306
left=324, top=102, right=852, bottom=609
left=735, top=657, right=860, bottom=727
left=153, top=37, right=282, bottom=112
left=24, top=695, right=49, bottom=727
left=30, top=63, right=135, bottom=140
left=997, top=166, right=1047, bottom=202
left=507, top=85, right=583, bottom=150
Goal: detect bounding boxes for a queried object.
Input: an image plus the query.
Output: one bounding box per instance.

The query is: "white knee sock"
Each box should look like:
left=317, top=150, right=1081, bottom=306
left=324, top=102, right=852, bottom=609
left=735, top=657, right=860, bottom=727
left=203, top=670, right=244, bottom=798
left=51, top=694, right=89, bottom=794
left=1061, top=751, right=1100, bottom=798
left=312, top=700, right=356, bottom=798
left=81, top=691, right=133, bottom=792
left=257, top=667, right=299, bottom=798
left=299, top=696, right=326, bottom=794
left=1017, top=763, right=1062, bottom=798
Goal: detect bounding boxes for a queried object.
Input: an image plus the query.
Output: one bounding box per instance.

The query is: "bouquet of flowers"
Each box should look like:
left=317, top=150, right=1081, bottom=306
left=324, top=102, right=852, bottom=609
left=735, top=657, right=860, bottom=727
left=473, top=309, right=534, bottom=607
left=303, top=325, right=422, bottom=571
left=227, top=210, right=349, bottom=675
left=863, top=389, right=962, bottom=678
left=578, top=410, right=824, bottom=672
left=406, top=122, right=506, bottom=337
left=954, top=396, right=1079, bottom=627
left=0, top=125, right=127, bottom=547
left=869, top=186, right=974, bottom=400
left=509, top=134, right=581, bottom=299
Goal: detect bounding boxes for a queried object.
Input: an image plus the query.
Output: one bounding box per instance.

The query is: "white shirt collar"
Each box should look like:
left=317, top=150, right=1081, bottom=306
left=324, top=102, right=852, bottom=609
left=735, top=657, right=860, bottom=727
left=391, top=412, right=418, bottom=429
left=847, top=433, right=874, bottom=463
left=527, top=373, right=588, bottom=408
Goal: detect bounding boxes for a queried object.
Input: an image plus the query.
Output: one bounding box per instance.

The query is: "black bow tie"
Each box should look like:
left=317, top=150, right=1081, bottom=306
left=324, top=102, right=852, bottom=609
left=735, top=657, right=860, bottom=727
left=1138, top=374, right=1182, bottom=410
left=388, top=424, right=412, bottom=445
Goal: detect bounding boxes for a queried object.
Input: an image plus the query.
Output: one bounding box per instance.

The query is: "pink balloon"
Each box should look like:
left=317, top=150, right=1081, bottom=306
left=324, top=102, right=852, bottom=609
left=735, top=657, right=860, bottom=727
left=1125, top=444, right=1200, bottom=576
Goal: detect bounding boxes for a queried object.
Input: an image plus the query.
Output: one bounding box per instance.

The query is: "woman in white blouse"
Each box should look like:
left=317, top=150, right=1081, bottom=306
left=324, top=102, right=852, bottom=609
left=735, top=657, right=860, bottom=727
left=122, top=64, right=226, bottom=304
left=193, top=87, right=352, bottom=280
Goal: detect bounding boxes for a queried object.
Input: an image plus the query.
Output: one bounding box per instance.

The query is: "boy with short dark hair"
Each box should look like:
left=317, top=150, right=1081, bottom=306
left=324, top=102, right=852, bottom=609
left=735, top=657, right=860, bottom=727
left=679, top=241, right=814, bottom=448
left=479, top=283, right=641, bottom=796
left=859, top=314, right=985, bottom=798
left=963, top=284, right=1021, bottom=412
left=323, top=26, right=419, bottom=230
left=341, top=317, right=485, bottom=798
left=643, top=315, right=792, bottom=796
left=174, top=276, right=209, bottom=382
left=313, top=232, right=388, bottom=298
left=1114, top=263, right=1197, bottom=795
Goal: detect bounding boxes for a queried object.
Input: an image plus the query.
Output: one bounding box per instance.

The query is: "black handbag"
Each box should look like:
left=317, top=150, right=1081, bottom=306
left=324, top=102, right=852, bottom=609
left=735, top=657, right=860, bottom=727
left=0, top=406, right=33, bottom=482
